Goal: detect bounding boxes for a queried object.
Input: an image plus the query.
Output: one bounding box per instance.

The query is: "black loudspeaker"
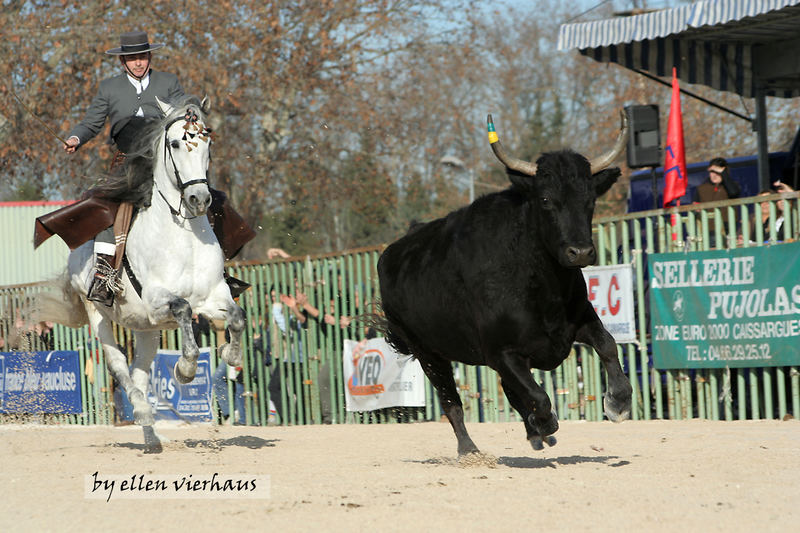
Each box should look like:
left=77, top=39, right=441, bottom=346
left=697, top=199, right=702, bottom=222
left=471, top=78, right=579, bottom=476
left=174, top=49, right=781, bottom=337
left=625, top=105, right=661, bottom=168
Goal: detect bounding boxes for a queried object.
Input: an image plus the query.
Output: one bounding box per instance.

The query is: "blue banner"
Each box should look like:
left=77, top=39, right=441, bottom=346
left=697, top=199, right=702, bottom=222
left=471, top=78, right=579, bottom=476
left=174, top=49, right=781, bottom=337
left=0, top=351, right=82, bottom=414
left=147, top=349, right=213, bottom=422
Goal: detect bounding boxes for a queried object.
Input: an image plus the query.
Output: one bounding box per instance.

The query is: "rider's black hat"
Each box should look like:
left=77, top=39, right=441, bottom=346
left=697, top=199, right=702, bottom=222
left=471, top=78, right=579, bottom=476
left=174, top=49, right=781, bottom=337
left=105, top=31, right=165, bottom=56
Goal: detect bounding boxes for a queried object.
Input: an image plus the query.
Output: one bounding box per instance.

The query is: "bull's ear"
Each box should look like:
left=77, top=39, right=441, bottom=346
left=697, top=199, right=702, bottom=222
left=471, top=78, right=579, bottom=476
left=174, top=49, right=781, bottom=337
left=593, top=167, right=621, bottom=196
left=506, top=167, right=534, bottom=190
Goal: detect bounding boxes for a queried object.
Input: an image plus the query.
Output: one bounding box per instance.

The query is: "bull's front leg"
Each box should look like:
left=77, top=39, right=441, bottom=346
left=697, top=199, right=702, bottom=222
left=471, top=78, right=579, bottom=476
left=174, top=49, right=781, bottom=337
left=495, top=350, right=559, bottom=451
left=576, top=315, right=632, bottom=422
left=170, top=297, right=201, bottom=384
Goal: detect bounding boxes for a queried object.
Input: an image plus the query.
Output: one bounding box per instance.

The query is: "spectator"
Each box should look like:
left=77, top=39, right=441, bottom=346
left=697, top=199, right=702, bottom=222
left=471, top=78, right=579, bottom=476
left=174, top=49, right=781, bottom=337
left=692, top=157, right=741, bottom=246
left=739, top=182, right=796, bottom=245
left=267, top=285, right=307, bottom=425
left=267, top=248, right=290, bottom=260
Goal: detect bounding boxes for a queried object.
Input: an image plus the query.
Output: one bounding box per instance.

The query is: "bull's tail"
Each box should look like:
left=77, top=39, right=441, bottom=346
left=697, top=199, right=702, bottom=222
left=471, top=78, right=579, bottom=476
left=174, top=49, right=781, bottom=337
left=350, top=300, right=412, bottom=355
left=32, top=270, right=89, bottom=328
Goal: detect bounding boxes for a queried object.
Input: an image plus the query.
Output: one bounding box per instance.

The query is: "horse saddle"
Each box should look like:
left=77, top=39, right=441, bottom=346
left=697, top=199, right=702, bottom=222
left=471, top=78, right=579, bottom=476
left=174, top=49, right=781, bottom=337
left=34, top=189, right=256, bottom=261
left=34, top=190, right=256, bottom=298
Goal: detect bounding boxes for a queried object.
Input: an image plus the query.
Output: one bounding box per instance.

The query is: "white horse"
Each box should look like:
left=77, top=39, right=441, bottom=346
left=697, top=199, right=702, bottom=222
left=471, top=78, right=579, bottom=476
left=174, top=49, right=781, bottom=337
left=37, top=97, right=244, bottom=449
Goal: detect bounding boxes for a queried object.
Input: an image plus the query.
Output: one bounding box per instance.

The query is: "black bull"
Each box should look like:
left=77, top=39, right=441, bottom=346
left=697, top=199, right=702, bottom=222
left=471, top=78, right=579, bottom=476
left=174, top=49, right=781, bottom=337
left=378, top=113, right=633, bottom=455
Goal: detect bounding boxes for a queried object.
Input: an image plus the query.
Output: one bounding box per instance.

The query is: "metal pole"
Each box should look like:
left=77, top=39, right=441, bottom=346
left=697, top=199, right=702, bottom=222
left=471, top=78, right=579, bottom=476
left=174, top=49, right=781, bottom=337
left=650, top=167, right=658, bottom=210
left=754, top=87, right=771, bottom=191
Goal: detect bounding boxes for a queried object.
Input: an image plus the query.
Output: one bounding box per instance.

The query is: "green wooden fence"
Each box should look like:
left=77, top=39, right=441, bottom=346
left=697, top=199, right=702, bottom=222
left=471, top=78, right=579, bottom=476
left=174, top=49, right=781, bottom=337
left=2, top=191, right=798, bottom=425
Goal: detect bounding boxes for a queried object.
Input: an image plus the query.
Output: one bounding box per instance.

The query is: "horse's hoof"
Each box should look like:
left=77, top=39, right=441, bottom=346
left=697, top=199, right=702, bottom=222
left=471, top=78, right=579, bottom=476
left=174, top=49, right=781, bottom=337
left=219, top=343, right=242, bottom=367
left=173, top=360, right=196, bottom=384
left=134, top=408, right=155, bottom=427
left=142, top=426, right=163, bottom=454
left=129, top=389, right=154, bottom=426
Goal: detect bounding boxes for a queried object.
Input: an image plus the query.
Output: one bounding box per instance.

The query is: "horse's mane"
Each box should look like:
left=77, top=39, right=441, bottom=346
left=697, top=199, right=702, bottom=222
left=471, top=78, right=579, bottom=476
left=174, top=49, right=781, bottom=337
left=89, top=96, right=207, bottom=208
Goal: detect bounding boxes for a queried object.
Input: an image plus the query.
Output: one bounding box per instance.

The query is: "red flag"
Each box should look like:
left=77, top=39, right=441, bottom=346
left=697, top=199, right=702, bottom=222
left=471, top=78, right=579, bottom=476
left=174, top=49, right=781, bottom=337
left=663, top=67, right=687, bottom=207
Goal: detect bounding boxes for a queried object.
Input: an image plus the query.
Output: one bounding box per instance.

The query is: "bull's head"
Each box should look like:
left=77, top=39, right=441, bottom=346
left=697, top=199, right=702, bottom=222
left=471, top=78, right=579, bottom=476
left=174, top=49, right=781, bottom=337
left=487, top=111, right=629, bottom=268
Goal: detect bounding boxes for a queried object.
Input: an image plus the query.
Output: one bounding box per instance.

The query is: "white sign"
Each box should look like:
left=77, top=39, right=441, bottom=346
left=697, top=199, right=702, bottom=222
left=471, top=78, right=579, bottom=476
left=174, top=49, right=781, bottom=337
left=342, top=337, right=425, bottom=412
left=582, top=264, right=637, bottom=343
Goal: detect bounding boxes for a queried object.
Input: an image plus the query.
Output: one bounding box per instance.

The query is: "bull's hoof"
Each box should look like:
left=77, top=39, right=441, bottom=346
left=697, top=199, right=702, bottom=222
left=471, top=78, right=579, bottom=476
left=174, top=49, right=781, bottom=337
left=529, top=435, right=558, bottom=451
left=457, top=445, right=481, bottom=457
left=174, top=359, right=197, bottom=384
left=529, top=409, right=559, bottom=438
left=219, top=343, right=242, bottom=368
left=456, top=437, right=480, bottom=457
left=604, top=394, right=631, bottom=422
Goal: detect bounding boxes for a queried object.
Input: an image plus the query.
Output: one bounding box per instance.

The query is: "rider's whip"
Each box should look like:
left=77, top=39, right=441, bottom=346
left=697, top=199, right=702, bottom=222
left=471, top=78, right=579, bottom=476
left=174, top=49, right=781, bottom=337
left=8, top=85, right=69, bottom=145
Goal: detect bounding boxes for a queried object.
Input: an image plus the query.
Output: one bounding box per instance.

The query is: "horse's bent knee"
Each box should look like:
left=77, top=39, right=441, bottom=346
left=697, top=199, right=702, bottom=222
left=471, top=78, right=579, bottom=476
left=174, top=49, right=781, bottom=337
left=228, top=305, right=245, bottom=332
left=169, top=298, right=192, bottom=323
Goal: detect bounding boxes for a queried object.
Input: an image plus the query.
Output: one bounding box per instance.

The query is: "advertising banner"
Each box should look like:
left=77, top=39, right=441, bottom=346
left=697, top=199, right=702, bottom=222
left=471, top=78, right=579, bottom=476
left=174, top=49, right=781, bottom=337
left=147, top=349, right=213, bottom=422
left=582, top=263, right=637, bottom=343
left=342, top=337, right=425, bottom=412
left=649, top=242, right=800, bottom=369
left=0, top=351, right=82, bottom=414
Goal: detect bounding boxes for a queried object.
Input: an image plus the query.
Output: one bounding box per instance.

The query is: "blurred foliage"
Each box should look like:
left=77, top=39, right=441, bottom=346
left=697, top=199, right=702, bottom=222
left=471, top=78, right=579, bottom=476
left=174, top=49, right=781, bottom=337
left=2, top=0, right=798, bottom=257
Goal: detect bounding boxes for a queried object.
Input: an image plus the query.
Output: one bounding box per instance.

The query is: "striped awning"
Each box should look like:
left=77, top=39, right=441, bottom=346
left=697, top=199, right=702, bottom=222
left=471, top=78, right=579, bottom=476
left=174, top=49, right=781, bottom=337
left=558, top=0, right=800, bottom=98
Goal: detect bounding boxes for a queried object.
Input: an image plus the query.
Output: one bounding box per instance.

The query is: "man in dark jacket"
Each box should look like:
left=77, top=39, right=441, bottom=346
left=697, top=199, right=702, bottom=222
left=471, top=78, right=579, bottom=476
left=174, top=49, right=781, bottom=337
left=692, top=157, right=741, bottom=246
left=64, top=30, right=184, bottom=154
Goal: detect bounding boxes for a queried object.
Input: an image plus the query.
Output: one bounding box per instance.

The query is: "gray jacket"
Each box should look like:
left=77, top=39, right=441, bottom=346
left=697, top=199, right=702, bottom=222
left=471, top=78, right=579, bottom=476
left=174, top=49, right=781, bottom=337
left=69, top=70, right=184, bottom=146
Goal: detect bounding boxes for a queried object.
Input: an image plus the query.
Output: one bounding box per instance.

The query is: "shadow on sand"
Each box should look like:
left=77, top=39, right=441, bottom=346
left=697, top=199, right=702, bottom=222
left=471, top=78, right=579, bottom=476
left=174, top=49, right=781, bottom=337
left=497, top=455, right=631, bottom=469
left=407, top=454, right=631, bottom=469
left=110, top=434, right=279, bottom=453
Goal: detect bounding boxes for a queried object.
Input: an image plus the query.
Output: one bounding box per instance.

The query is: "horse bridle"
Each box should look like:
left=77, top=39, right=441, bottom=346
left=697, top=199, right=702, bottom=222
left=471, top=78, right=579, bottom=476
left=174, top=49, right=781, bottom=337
left=158, top=108, right=211, bottom=219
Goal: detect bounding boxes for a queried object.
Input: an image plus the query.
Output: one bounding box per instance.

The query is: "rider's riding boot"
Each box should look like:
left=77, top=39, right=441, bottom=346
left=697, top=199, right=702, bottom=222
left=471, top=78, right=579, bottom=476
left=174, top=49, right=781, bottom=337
left=88, top=253, right=118, bottom=307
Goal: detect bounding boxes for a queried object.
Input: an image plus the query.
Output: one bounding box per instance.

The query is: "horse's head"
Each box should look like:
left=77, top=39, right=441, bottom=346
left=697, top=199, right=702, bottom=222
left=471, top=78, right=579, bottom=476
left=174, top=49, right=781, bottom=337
left=155, top=96, right=213, bottom=218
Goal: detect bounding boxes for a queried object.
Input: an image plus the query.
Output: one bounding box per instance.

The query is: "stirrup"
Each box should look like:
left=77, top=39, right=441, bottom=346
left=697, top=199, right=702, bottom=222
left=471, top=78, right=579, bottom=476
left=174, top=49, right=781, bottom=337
left=88, top=273, right=115, bottom=307
left=224, top=273, right=251, bottom=298
left=88, top=255, right=123, bottom=306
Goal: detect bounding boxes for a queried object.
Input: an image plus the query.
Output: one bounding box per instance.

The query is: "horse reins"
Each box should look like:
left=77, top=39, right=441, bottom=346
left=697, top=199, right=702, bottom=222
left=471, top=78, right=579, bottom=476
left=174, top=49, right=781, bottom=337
left=157, top=108, right=210, bottom=219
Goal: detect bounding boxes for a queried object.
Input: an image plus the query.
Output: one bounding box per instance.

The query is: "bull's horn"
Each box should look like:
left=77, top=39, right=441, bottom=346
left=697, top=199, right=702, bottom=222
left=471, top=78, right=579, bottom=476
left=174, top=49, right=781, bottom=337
left=487, top=114, right=538, bottom=176
left=588, top=110, right=629, bottom=175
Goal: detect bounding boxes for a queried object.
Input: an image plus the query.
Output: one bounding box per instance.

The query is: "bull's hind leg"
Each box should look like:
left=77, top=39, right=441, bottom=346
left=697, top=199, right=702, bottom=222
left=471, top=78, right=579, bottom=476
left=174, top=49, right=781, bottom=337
left=85, top=307, right=154, bottom=426
left=576, top=318, right=632, bottom=422
left=419, top=356, right=479, bottom=456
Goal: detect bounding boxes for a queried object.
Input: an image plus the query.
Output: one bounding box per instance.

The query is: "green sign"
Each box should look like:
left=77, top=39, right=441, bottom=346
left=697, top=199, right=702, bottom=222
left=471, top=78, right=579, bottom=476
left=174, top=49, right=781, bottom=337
left=649, top=241, right=800, bottom=369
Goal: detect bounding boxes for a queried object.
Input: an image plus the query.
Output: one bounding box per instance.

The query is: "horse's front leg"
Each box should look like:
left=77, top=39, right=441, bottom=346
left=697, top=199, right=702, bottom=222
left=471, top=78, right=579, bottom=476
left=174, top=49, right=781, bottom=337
left=169, top=297, right=201, bottom=384
left=218, top=300, right=245, bottom=368
left=199, top=283, right=245, bottom=368
left=132, top=331, right=166, bottom=453
left=86, top=307, right=154, bottom=426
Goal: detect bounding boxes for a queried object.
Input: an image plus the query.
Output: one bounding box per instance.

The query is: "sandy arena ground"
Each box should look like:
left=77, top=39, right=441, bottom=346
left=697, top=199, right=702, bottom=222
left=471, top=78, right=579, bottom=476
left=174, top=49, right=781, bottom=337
left=0, top=419, right=798, bottom=532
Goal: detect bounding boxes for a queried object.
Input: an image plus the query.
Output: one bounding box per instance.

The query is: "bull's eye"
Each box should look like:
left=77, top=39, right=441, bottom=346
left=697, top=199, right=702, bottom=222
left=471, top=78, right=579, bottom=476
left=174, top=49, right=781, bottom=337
left=541, top=196, right=551, bottom=208
left=170, top=139, right=181, bottom=149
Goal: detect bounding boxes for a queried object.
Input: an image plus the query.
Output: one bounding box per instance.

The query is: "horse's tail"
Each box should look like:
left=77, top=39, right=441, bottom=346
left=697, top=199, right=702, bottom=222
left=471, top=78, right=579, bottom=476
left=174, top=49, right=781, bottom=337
left=32, top=270, right=89, bottom=328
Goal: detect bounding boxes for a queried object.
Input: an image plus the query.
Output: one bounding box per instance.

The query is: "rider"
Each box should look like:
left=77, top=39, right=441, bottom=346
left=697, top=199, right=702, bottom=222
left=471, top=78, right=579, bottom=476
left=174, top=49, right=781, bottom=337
left=64, top=30, right=185, bottom=306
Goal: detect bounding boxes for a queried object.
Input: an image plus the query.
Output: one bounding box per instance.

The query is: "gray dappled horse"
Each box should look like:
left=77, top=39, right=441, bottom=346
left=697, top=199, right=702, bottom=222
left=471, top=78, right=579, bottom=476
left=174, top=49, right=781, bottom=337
left=37, top=97, right=244, bottom=451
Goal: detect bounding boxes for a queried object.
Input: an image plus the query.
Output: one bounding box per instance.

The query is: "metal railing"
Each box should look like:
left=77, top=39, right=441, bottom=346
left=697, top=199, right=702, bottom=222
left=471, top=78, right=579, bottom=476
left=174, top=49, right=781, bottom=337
left=2, top=191, right=798, bottom=425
